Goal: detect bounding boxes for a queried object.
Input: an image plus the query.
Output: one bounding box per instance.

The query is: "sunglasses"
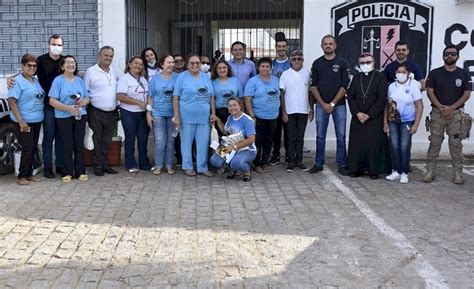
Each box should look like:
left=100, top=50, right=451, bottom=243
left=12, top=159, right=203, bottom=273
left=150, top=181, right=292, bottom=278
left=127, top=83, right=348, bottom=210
left=359, top=61, right=373, bottom=65
left=291, top=57, right=303, bottom=61
left=443, top=52, right=458, bottom=57
left=25, top=64, right=37, bottom=68
left=189, top=62, right=201, bottom=66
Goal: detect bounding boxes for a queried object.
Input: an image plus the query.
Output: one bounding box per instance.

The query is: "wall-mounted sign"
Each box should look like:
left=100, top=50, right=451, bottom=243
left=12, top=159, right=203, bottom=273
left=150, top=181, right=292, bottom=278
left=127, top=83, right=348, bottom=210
left=174, top=21, right=204, bottom=28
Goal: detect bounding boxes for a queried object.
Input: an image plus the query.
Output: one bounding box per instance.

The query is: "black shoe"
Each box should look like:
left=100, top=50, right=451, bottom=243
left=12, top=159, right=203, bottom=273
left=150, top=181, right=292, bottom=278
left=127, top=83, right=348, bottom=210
left=369, top=174, right=379, bottom=180
left=269, top=156, right=280, bottom=166
left=243, top=174, right=251, bottom=182
left=43, top=168, right=55, bottom=178
left=309, top=165, right=323, bottom=174
left=286, top=164, right=295, bottom=172
left=94, top=167, right=104, bottom=177
left=296, top=163, right=308, bottom=171
left=350, top=172, right=362, bottom=178
left=103, top=167, right=118, bottom=174
left=55, top=167, right=63, bottom=175
left=338, top=167, right=349, bottom=176
left=226, top=171, right=236, bottom=179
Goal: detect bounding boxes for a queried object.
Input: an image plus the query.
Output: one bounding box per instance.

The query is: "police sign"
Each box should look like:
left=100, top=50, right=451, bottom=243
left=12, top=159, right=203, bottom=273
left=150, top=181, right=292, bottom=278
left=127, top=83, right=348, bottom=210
left=332, top=0, right=433, bottom=75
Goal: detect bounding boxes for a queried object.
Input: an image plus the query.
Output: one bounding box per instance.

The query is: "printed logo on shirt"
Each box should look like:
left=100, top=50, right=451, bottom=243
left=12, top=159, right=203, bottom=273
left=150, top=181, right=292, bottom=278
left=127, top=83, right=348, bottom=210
left=266, top=88, right=279, bottom=103
left=163, top=87, right=174, bottom=103
left=455, top=79, right=462, bottom=87
left=68, top=92, right=82, bottom=105
left=195, top=85, right=210, bottom=101
left=222, top=90, right=235, bottom=99
left=332, top=64, right=340, bottom=72
left=34, top=91, right=45, bottom=108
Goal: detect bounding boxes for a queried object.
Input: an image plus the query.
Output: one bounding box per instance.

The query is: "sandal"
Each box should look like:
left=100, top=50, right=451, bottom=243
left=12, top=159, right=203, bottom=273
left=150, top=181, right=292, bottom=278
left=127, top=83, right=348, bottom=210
left=152, top=167, right=161, bottom=175
left=78, top=174, right=88, bottom=181
left=200, top=171, right=214, bottom=177
left=166, top=167, right=176, bottom=175
left=61, top=175, right=72, bottom=183
left=226, top=171, right=236, bottom=179
left=185, top=170, right=196, bottom=176
left=243, top=173, right=251, bottom=182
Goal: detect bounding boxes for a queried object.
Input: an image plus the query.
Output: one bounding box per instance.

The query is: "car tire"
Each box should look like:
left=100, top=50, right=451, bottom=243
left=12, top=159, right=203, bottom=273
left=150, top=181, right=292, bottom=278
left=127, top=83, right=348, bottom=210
left=0, top=123, right=20, bottom=175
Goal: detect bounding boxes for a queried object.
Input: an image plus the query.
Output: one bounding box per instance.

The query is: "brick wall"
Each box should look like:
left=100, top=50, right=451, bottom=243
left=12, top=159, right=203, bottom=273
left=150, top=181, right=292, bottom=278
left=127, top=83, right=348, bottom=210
left=0, top=0, right=98, bottom=76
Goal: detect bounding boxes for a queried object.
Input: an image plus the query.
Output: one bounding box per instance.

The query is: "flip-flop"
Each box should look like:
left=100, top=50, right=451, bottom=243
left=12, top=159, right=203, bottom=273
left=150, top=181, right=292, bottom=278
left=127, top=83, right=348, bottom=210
left=185, top=170, right=196, bottom=176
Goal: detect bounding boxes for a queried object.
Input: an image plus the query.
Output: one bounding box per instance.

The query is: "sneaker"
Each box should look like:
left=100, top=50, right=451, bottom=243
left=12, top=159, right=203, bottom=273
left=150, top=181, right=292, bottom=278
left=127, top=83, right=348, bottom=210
left=269, top=156, right=280, bottom=166
left=43, top=168, right=55, bottom=179
left=303, top=146, right=311, bottom=153
left=400, top=173, right=409, bottom=184
left=296, top=163, right=308, bottom=171
left=385, top=171, right=401, bottom=181
left=338, top=167, right=349, bottom=176
left=78, top=174, right=88, bottom=181
left=128, top=168, right=139, bottom=174
left=453, top=173, right=464, bottom=185
left=286, top=164, right=295, bottom=172
left=61, top=175, right=72, bottom=183
left=309, top=165, right=323, bottom=174
left=17, top=178, right=29, bottom=185
left=423, top=172, right=435, bottom=183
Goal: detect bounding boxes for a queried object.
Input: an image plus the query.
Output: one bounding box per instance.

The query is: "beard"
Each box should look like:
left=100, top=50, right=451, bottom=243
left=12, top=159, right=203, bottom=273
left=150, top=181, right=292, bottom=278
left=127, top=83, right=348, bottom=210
left=444, top=58, right=456, bottom=65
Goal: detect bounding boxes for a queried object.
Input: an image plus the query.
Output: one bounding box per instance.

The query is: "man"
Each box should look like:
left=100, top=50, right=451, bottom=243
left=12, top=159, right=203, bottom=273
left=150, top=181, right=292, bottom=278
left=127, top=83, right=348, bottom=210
left=280, top=50, right=313, bottom=172
left=173, top=54, right=185, bottom=165
left=269, top=32, right=291, bottom=166
left=173, top=54, right=185, bottom=74
left=346, top=53, right=390, bottom=179
left=200, top=55, right=211, bottom=77
left=309, top=35, right=350, bottom=175
left=8, top=34, right=65, bottom=178
left=423, top=45, right=471, bottom=185
left=83, top=46, right=119, bottom=176
left=384, top=40, right=425, bottom=89
left=229, top=41, right=256, bottom=89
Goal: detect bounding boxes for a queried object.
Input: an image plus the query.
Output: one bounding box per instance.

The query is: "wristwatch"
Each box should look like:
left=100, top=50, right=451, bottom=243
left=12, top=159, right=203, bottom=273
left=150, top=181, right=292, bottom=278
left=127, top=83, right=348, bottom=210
left=329, top=102, right=335, bottom=107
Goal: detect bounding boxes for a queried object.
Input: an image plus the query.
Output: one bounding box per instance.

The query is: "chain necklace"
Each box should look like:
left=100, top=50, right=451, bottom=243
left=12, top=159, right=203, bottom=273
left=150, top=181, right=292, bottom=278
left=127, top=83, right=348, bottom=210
left=360, top=71, right=375, bottom=104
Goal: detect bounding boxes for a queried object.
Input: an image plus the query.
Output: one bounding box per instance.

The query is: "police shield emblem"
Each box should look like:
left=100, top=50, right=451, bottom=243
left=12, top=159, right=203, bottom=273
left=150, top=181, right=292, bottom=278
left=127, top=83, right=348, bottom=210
left=456, top=79, right=462, bottom=87
left=332, top=0, right=433, bottom=75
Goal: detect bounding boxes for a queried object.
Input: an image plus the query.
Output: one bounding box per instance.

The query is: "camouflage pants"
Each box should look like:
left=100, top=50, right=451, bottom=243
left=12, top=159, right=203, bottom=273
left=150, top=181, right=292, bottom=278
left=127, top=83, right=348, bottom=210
left=426, top=108, right=463, bottom=174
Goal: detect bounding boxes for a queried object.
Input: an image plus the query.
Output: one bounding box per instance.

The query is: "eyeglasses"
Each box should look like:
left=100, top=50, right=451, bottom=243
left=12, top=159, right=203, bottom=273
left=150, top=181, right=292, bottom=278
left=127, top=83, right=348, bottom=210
left=291, top=57, right=303, bottom=61
left=443, top=52, right=458, bottom=57
left=202, top=62, right=210, bottom=65
left=359, top=61, right=373, bottom=65
left=175, top=59, right=184, bottom=63
left=396, top=48, right=408, bottom=52
left=189, top=62, right=201, bottom=66
left=25, top=64, right=37, bottom=68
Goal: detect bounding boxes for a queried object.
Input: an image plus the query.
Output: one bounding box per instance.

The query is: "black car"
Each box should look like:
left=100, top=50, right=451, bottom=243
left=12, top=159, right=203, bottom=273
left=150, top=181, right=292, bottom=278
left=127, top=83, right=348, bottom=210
left=0, top=96, right=20, bottom=175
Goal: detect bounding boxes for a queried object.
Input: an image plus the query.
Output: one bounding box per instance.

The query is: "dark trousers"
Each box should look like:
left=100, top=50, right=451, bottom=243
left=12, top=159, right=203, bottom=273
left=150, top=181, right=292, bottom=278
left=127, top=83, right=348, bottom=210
left=271, top=110, right=288, bottom=159
left=42, top=105, right=63, bottom=169
left=14, top=122, right=41, bottom=178
left=287, top=113, right=308, bottom=164
left=88, top=106, right=115, bottom=169
left=254, top=118, right=277, bottom=167
left=216, top=108, right=230, bottom=137
left=174, top=133, right=182, bottom=164
left=57, top=116, right=87, bottom=177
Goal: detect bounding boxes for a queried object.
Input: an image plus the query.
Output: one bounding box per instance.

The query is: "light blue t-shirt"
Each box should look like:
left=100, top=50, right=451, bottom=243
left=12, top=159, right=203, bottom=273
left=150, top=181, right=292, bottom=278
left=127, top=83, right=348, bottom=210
left=388, top=79, right=422, bottom=123
left=225, top=113, right=256, bottom=152
left=49, top=74, right=89, bottom=119
left=244, top=75, right=281, bottom=120
left=272, top=58, right=290, bottom=78
left=212, top=77, right=243, bottom=109
left=149, top=72, right=178, bottom=118
left=8, top=74, right=45, bottom=123
left=173, top=71, right=214, bottom=124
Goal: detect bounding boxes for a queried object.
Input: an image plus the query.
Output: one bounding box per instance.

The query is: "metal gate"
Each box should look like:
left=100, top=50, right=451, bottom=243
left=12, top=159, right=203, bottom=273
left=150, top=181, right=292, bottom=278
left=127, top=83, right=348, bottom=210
left=126, top=0, right=147, bottom=59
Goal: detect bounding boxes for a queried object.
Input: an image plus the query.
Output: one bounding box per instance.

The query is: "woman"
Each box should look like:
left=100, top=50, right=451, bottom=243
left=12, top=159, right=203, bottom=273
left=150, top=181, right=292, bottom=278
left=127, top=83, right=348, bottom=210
left=117, top=56, right=151, bottom=173
left=384, top=64, right=423, bottom=183
left=7, top=53, right=44, bottom=185
left=244, top=57, right=280, bottom=174
left=141, top=47, right=160, bottom=80
left=210, top=97, right=256, bottom=181
left=173, top=53, right=217, bottom=176
left=146, top=54, right=178, bottom=175
left=211, top=59, right=243, bottom=124
left=49, top=55, right=90, bottom=183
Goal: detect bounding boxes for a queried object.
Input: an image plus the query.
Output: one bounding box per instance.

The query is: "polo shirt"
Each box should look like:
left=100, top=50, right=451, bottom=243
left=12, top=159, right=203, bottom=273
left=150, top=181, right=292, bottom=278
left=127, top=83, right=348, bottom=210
left=83, top=64, right=119, bottom=112
left=280, top=67, right=311, bottom=114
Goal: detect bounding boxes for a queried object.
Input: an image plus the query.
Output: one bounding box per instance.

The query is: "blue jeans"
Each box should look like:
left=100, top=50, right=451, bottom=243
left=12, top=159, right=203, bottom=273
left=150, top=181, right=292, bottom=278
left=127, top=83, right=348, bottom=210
left=42, top=105, right=63, bottom=169
left=210, top=150, right=257, bottom=172
left=180, top=123, right=210, bottom=173
left=153, top=116, right=174, bottom=168
left=120, top=109, right=150, bottom=170
left=315, top=104, right=347, bottom=167
left=389, top=121, right=414, bottom=174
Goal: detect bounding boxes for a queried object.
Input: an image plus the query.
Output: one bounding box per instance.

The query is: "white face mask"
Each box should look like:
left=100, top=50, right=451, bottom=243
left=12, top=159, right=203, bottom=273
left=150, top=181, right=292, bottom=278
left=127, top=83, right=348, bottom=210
left=200, top=64, right=210, bottom=73
left=49, top=45, right=63, bottom=56
left=396, top=73, right=408, bottom=83
left=148, top=60, right=156, bottom=67
left=359, top=63, right=374, bottom=74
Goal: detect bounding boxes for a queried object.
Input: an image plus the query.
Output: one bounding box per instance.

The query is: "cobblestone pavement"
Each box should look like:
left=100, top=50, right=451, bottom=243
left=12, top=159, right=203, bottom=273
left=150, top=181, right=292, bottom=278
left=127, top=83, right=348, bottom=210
left=0, top=158, right=472, bottom=288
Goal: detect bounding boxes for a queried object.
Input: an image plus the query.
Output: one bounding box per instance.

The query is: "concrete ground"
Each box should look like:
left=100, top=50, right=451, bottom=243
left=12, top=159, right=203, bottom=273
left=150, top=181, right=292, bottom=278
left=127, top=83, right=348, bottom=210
left=0, top=153, right=473, bottom=288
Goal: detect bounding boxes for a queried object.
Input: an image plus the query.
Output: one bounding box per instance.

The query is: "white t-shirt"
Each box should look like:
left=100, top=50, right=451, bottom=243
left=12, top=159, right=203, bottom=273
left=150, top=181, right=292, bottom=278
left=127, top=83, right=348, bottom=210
left=117, top=73, right=149, bottom=112
left=388, top=79, right=422, bottom=123
left=83, top=64, right=119, bottom=112
left=279, top=67, right=311, bottom=114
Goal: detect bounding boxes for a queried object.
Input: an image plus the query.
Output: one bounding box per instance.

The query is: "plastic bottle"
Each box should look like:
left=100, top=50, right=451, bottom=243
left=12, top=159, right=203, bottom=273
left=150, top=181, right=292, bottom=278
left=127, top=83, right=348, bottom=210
left=172, top=126, right=180, bottom=138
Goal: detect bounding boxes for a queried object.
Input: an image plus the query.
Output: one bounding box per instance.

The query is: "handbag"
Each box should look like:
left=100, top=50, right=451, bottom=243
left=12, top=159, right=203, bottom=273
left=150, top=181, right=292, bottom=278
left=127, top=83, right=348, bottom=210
left=84, top=122, right=94, bottom=150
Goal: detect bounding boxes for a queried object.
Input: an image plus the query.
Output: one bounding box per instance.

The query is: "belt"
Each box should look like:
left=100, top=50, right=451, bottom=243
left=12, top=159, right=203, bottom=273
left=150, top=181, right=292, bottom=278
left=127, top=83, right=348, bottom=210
left=91, top=105, right=115, bottom=113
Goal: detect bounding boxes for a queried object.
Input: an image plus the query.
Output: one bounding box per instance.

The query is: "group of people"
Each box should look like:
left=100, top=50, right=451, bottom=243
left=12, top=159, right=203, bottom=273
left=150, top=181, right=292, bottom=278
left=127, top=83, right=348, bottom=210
left=7, top=33, right=471, bottom=186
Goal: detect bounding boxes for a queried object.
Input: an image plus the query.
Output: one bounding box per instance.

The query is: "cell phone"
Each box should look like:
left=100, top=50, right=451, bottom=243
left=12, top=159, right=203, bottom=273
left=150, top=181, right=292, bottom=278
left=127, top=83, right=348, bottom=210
left=406, top=125, right=410, bottom=131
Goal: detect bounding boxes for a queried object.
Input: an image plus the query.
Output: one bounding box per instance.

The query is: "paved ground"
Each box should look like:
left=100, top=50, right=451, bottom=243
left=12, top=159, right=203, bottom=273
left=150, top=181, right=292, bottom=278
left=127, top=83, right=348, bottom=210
left=0, top=156, right=473, bottom=288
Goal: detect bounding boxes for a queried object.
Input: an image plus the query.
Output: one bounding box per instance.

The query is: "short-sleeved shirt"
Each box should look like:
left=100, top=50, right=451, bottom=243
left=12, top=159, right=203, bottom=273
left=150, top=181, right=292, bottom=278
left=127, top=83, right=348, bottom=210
left=384, top=59, right=424, bottom=83
left=49, top=74, right=89, bottom=119
left=212, top=76, right=243, bottom=109
left=173, top=71, right=214, bottom=124
left=8, top=74, right=45, bottom=123
left=148, top=72, right=178, bottom=118
left=244, top=75, right=280, bottom=120
left=426, top=66, right=471, bottom=107
left=117, top=73, right=149, bottom=112
left=83, top=64, right=119, bottom=112
left=272, top=58, right=290, bottom=78
left=280, top=67, right=311, bottom=114
left=224, top=112, right=256, bottom=151
left=388, top=79, right=422, bottom=122
left=36, top=53, right=63, bottom=107
left=310, top=55, right=350, bottom=106
left=229, top=58, right=257, bottom=89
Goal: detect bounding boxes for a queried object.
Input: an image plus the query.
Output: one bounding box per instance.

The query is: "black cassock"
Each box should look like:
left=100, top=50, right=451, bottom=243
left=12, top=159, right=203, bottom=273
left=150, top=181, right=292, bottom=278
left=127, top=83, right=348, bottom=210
left=347, top=70, right=390, bottom=175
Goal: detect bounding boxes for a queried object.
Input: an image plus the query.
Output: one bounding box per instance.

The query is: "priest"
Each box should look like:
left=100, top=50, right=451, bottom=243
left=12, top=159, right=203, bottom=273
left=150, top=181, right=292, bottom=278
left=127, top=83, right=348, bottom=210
left=347, top=53, right=390, bottom=179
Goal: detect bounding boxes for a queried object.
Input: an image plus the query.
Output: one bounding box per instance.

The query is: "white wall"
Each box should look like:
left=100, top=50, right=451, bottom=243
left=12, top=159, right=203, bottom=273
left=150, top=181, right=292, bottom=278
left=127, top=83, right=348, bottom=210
left=303, top=0, right=474, bottom=156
